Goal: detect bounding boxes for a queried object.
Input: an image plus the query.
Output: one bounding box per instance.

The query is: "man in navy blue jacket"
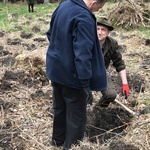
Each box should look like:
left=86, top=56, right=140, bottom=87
left=46, top=0, right=107, bottom=149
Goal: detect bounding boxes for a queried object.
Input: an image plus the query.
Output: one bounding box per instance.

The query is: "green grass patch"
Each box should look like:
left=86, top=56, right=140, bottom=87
left=137, top=26, right=150, bottom=39
left=0, top=2, right=57, bottom=31
left=0, top=2, right=149, bottom=39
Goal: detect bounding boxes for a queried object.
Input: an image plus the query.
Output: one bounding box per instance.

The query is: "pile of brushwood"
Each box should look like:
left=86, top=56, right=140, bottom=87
left=107, top=0, right=150, bottom=29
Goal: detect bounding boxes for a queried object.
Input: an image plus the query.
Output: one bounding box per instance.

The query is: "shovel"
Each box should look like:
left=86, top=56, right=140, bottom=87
left=114, top=98, right=147, bottom=118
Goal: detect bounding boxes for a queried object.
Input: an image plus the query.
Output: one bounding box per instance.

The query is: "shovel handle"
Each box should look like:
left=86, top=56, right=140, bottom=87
left=114, top=99, right=136, bottom=116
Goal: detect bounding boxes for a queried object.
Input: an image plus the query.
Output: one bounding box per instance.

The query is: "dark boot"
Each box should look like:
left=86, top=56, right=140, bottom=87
left=50, top=139, right=63, bottom=147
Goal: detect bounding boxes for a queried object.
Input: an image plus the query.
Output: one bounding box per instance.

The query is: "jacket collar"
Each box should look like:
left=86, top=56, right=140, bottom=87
left=71, top=0, right=95, bottom=18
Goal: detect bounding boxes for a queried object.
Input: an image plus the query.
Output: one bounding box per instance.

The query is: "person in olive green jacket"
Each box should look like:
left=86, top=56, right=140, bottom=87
left=96, top=17, right=130, bottom=107
left=27, top=0, right=35, bottom=12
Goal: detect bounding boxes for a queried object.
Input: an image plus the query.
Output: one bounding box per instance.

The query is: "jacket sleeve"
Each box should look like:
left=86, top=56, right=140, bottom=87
left=46, top=8, right=58, bottom=42
left=46, top=29, right=51, bottom=42
left=110, top=40, right=126, bottom=72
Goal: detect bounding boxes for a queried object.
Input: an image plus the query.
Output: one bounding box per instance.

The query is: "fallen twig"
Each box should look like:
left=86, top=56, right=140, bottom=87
left=88, top=123, right=129, bottom=140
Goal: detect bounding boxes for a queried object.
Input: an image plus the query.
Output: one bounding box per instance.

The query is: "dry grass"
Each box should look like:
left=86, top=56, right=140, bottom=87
left=107, top=0, right=150, bottom=29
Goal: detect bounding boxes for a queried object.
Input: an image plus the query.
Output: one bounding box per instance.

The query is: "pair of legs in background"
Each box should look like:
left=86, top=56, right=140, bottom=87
left=51, top=82, right=87, bottom=150
left=96, top=75, right=117, bottom=107
left=28, top=3, right=34, bottom=12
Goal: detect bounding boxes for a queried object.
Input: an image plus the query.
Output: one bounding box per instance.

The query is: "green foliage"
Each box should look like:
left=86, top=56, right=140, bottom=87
left=137, top=26, right=150, bottom=38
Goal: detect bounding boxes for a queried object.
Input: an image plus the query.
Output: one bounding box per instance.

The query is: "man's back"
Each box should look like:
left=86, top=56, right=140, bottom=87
left=46, top=0, right=107, bottom=91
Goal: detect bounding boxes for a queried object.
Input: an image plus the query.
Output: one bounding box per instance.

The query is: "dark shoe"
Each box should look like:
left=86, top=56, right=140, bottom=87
left=50, top=140, right=63, bottom=147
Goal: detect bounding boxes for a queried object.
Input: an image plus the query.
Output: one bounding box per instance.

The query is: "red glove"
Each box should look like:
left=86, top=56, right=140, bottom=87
left=122, top=84, right=130, bottom=99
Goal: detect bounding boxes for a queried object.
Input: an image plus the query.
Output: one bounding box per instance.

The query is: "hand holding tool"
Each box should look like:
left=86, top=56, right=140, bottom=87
left=122, top=84, right=130, bottom=99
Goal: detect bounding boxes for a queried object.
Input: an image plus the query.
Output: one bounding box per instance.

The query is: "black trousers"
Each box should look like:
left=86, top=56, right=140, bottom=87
left=51, top=82, right=87, bottom=149
left=28, top=3, right=34, bottom=12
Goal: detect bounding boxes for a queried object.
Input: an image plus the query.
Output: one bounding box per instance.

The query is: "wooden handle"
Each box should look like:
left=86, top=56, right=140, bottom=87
left=114, top=99, right=136, bottom=116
